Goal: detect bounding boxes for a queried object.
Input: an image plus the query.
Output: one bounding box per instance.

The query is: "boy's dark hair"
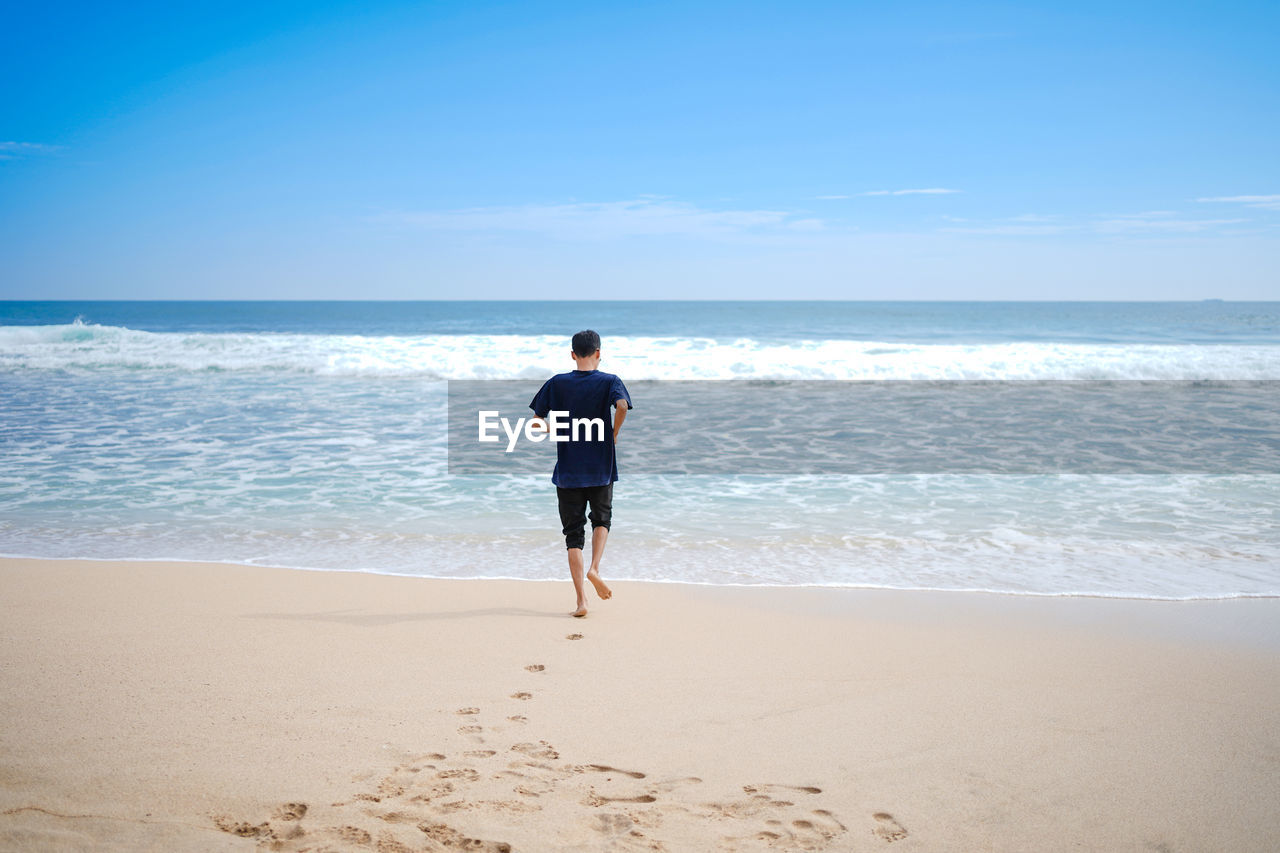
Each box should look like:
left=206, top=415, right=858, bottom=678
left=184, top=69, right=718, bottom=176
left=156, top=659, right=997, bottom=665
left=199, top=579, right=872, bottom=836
left=572, top=329, right=601, bottom=357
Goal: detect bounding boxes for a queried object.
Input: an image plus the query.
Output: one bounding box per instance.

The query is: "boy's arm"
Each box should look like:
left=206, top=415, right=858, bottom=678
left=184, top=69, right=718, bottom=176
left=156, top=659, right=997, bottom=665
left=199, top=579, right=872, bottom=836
left=528, top=379, right=553, bottom=431
left=612, top=399, right=628, bottom=441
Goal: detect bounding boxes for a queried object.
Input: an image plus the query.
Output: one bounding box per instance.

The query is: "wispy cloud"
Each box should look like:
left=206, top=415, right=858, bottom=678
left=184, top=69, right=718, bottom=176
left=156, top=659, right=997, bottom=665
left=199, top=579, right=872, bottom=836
left=938, top=208, right=1249, bottom=237
left=859, top=188, right=961, bottom=196
left=939, top=212, right=1069, bottom=235
left=385, top=198, right=821, bottom=240
left=1096, top=212, right=1247, bottom=233
left=387, top=197, right=1257, bottom=245
left=0, top=141, right=62, bottom=160
left=1196, top=194, right=1280, bottom=211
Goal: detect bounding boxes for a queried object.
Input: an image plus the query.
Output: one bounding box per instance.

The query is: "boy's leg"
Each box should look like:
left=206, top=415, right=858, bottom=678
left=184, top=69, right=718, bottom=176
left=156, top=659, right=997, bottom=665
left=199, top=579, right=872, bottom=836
left=567, top=548, right=589, bottom=617
left=585, top=484, right=613, bottom=600
left=589, top=525, right=609, bottom=573
left=586, top=526, right=611, bottom=601
left=557, top=487, right=590, bottom=616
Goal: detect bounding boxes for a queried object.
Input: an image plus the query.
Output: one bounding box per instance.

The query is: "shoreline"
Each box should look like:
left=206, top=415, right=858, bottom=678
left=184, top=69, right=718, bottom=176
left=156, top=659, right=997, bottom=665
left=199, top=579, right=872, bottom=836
left=2, top=557, right=1278, bottom=851
left=2, top=553, right=1275, bottom=604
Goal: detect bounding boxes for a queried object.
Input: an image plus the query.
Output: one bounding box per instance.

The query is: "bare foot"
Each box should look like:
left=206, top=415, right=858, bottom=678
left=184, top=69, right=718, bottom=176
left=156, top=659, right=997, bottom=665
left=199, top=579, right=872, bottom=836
left=571, top=605, right=588, bottom=618
left=587, top=570, right=612, bottom=600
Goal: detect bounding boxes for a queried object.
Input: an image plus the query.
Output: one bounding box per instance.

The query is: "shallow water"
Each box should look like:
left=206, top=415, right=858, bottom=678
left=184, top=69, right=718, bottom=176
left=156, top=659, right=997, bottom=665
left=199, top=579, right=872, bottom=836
left=2, top=301, right=1277, bottom=598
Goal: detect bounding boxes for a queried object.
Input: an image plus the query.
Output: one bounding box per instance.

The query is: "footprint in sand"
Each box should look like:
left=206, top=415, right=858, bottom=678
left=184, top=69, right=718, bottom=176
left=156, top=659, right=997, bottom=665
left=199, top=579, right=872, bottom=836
left=500, top=761, right=575, bottom=797
left=511, top=741, right=560, bottom=760
left=455, top=707, right=480, bottom=715
left=418, top=821, right=511, bottom=852
left=789, top=811, right=848, bottom=845
left=373, top=832, right=417, bottom=853
left=744, top=783, right=822, bottom=795
left=436, top=768, right=480, bottom=781
left=750, top=794, right=794, bottom=807
left=457, top=724, right=483, bottom=734
left=331, top=825, right=373, bottom=844
left=376, top=777, right=408, bottom=798
left=511, top=779, right=554, bottom=798
left=734, top=783, right=823, bottom=810
left=214, top=767, right=518, bottom=853
left=406, top=780, right=457, bottom=804
left=566, top=633, right=584, bottom=640
left=510, top=692, right=533, bottom=700
left=872, top=812, right=908, bottom=842
left=701, top=783, right=848, bottom=849
left=212, top=817, right=272, bottom=838
left=712, top=803, right=850, bottom=849
left=216, top=730, right=853, bottom=852
left=271, top=802, right=308, bottom=821
left=583, top=791, right=658, bottom=806
left=588, top=812, right=666, bottom=851
left=594, top=813, right=633, bottom=835
left=214, top=809, right=308, bottom=843
left=579, top=763, right=647, bottom=779
left=507, top=715, right=527, bottom=723
left=525, top=664, right=546, bottom=672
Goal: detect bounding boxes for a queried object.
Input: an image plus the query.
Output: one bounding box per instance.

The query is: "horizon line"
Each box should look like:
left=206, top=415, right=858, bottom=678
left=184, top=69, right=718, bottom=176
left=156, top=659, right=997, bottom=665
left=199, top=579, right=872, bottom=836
left=1, top=297, right=1270, bottom=304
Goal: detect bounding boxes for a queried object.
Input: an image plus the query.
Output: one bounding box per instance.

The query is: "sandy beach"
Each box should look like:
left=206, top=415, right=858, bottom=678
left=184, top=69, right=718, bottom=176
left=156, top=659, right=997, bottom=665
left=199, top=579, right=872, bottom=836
left=1, top=557, right=1277, bottom=852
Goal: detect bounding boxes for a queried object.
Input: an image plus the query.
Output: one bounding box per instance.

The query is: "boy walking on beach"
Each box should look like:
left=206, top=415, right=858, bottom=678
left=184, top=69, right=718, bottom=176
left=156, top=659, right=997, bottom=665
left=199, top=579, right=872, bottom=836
left=529, top=330, right=632, bottom=617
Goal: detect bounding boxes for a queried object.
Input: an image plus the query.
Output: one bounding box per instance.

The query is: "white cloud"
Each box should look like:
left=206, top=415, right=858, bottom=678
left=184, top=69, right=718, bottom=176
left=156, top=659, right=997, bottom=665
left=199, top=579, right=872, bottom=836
left=0, top=141, right=62, bottom=160
left=859, top=188, right=961, bottom=196
left=386, top=198, right=817, bottom=240
left=1196, top=194, right=1280, bottom=211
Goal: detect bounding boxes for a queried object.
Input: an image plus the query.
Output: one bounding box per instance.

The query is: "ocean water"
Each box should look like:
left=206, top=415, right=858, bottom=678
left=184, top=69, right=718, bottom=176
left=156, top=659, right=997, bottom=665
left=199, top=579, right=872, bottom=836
left=2, top=300, right=1278, bottom=599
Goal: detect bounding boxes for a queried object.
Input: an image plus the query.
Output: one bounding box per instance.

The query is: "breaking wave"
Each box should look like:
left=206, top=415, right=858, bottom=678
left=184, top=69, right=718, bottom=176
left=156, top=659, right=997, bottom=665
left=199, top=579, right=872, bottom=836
left=3, top=321, right=1280, bottom=379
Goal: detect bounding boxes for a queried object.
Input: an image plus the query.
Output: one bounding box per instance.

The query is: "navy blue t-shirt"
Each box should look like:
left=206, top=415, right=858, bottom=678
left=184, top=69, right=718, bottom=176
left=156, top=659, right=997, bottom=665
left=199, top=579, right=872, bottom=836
left=529, top=370, right=633, bottom=488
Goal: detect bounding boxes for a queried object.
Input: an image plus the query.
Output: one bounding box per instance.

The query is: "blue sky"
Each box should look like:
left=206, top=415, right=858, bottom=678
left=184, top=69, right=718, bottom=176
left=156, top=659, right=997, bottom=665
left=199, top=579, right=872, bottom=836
left=2, top=0, right=1277, bottom=299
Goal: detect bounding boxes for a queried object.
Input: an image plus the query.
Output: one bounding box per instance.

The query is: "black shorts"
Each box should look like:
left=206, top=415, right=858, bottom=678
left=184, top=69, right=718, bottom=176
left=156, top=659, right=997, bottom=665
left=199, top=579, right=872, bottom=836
left=556, top=483, right=613, bottom=550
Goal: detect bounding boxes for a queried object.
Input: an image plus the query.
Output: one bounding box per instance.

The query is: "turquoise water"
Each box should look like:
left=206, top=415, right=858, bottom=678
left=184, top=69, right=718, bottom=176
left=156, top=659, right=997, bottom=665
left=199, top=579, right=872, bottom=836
left=2, top=301, right=1278, bottom=598
left=4, top=300, right=1280, bottom=342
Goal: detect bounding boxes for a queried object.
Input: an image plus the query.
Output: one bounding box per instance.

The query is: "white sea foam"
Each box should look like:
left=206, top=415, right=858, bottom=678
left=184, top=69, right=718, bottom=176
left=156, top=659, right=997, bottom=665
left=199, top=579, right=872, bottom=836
left=3, top=322, right=1280, bottom=379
